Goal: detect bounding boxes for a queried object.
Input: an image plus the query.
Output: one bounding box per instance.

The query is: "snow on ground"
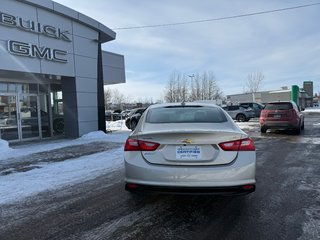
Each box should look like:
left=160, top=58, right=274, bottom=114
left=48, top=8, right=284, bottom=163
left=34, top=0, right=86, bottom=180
left=0, top=147, right=124, bottom=204
left=0, top=127, right=130, bottom=161
left=304, top=107, right=320, bottom=113
left=0, top=128, right=131, bottom=204
left=235, top=118, right=259, bottom=131
left=0, top=127, right=131, bottom=204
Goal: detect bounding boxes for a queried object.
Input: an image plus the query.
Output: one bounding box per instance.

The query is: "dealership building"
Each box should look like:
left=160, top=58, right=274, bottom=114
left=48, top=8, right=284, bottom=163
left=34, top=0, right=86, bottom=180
left=0, top=0, right=125, bottom=142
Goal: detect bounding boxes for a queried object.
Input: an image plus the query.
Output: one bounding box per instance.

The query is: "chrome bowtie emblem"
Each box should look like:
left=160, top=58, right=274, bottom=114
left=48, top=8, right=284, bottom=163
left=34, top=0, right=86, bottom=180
left=182, top=139, right=193, bottom=144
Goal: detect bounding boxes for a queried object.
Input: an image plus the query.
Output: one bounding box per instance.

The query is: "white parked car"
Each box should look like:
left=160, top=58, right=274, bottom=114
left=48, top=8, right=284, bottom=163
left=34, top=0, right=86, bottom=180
left=124, top=102, right=256, bottom=195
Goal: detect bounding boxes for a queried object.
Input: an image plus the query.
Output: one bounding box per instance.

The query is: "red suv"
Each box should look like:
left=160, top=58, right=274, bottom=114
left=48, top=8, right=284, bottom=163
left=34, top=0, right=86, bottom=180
left=259, top=101, right=304, bottom=134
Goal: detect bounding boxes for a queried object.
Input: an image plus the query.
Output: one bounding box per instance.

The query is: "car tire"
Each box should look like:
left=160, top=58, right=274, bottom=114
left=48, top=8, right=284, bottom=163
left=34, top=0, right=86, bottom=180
left=301, top=121, right=305, bottom=130
left=131, top=120, right=137, bottom=131
left=236, top=114, right=246, bottom=122
left=260, top=126, right=267, bottom=133
left=295, top=122, right=301, bottom=134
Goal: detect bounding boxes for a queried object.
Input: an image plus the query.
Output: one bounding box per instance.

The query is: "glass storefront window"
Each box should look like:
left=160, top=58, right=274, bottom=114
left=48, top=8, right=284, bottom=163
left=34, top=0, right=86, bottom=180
left=29, top=84, right=38, bottom=94
left=8, top=84, right=16, bottom=93
left=39, top=84, right=49, bottom=94
left=0, top=82, right=64, bottom=140
left=0, top=83, right=7, bottom=92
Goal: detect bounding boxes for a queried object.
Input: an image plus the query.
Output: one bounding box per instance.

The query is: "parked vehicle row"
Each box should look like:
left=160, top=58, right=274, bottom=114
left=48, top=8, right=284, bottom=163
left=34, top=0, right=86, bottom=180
left=124, top=108, right=146, bottom=130
left=108, top=101, right=305, bottom=136
left=222, top=105, right=256, bottom=122
left=105, top=109, right=133, bottom=121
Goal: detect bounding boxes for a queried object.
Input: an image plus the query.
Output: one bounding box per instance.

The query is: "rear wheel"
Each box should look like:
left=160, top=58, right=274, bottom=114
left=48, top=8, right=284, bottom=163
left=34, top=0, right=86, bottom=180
left=260, top=126, right=267, bottom=133
left=236, top=114, right=246, bottom=122
left=301, top=121, right=305, bottom=130
left=295, top=123, right=301, bottom=135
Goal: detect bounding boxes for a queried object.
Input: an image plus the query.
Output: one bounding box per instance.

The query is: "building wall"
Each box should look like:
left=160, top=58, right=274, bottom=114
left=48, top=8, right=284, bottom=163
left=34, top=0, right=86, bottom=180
left=303, top=81, right=313, bottom=97
left=261, top=91, right=291, bottom=103
left=227, top=90, right=291, bottom=104
left=102, top=51, right=125, bottom=85
left=0, top=0, right=125, bottom=138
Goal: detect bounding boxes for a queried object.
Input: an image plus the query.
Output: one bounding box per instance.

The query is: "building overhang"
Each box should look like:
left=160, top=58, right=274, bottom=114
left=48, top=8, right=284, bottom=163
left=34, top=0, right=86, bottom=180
left=17, top=0, right=116, bottom=43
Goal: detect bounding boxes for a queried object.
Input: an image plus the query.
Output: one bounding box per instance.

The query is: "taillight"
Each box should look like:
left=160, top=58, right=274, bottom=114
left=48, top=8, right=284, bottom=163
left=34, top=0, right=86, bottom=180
left=124, top=139, right=160, bottom=151
left=218, top=138, right=255, bottom=151
left=289, top=109, right=295, bottom=119
left=124, top=139, right=140, bottom=151
left=260, top=110, right=268, bottom=118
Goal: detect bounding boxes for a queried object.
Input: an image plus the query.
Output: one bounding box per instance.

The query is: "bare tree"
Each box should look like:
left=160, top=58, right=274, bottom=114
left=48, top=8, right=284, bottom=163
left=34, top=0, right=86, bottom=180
left=104, top=87, right=112, bottom=110
left=245, top=72, right=264, bottom=93
left=165, top=71, right=223, bottom=102
left=112, top=89, right=125, bottom=109
left=164, top=72, right=177, bottom=102
left=189, top=73, right=201, bottom=101
left=164, top=71, right=188, bottom=102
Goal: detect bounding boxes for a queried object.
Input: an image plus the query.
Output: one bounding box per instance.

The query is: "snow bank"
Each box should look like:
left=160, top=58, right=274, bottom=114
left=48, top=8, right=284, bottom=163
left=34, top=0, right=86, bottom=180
left=80, top=131, right=112, bottom=140
left=0, top=147, right=124, bottom=204
left=0, top=139, right=10, bottom=150
left=0, top=131, right=130, bottom=161
left=304, top=107, right=320, bottom=113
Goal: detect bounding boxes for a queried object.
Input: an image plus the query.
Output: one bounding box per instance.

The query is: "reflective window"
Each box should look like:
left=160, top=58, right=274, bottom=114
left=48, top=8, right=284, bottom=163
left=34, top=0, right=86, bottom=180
left=146, top=106, right=227, bottom=123
left=0, top=83, right=7, bottom=92
left=8, top=84, right=16, bottom=93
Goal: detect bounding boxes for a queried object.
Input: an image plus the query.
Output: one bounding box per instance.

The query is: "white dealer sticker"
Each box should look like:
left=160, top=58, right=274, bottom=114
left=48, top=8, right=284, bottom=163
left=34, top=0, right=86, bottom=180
left=176, top=146, right=201, bottom=160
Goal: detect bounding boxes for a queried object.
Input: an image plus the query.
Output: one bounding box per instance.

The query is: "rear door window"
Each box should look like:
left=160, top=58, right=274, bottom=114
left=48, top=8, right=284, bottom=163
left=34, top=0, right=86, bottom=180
left=146, top=106, right=227, bottom=123
left=264, top=103, right=293, bottom=110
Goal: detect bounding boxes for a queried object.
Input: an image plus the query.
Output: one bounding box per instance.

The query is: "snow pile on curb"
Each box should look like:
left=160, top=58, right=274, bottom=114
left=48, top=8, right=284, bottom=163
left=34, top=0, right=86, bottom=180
left=0, top=130, right=131, bottom=204
left=304, top=107, right=320, bottom=113
left=0, top=139, right=12, bottom=155
left=0, top=131, right=130, bottom=161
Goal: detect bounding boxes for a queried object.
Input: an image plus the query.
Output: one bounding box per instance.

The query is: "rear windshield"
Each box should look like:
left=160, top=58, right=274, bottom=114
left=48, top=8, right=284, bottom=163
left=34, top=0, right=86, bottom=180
left=146, top=106, right=227, bottom=123
left=264, top=103, right=293, bottom=110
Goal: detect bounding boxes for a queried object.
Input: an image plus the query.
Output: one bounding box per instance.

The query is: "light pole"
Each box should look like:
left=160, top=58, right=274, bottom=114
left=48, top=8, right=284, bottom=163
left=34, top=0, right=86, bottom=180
left=188, top=74, right=195, bottom=101
left=188, top=74, right=195, bottom=81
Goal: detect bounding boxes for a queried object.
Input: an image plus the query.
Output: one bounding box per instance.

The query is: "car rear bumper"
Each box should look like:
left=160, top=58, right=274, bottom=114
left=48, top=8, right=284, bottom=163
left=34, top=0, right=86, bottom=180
left=125, top=183, right=255, bottom=195
left=124, top=152, right=256, bottom=195
left=260, top=121, right=298, bottom=129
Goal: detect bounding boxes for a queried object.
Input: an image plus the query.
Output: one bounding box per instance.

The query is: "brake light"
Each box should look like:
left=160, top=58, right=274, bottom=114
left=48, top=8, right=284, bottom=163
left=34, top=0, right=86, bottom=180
left=124, top=139, right=160, bottom=151
left=218, top=138, right=255, bottom=151
left=124, top=139, right=140, bottom=151
left=289, top=109, right=295, bottom=118
left=260, top=110, right=268, bottom=118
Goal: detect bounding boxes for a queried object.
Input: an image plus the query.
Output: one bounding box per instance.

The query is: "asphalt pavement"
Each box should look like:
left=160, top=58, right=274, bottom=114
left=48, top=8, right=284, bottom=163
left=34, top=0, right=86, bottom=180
left=0, top=112, right=319, bottom=240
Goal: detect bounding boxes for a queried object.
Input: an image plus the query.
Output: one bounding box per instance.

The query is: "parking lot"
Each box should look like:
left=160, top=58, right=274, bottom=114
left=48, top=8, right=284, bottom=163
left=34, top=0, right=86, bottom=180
left=0, top=111, right=319, bottom=240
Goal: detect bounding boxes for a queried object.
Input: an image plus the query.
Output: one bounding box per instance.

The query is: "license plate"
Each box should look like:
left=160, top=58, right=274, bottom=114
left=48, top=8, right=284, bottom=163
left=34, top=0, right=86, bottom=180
left=273, top=114, right=281, bottom=118
left=176, top=146, right=201, bottom=160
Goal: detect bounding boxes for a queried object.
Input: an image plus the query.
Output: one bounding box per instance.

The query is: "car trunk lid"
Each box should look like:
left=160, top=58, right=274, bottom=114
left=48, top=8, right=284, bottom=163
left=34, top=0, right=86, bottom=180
left=137, top=127, right=244, bottom=166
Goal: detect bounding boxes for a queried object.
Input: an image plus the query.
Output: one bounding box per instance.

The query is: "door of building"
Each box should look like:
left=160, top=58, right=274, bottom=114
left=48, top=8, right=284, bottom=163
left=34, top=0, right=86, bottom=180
left=0, top=93, right=41, bottom=141
left=19, top=94, right=40, bottom=140
left=0, top=94, right=19, bottom=141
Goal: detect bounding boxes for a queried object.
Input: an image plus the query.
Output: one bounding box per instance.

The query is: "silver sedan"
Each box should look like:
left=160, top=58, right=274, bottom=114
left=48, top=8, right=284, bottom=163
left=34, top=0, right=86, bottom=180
left=124, top=102, right=256, bottom=195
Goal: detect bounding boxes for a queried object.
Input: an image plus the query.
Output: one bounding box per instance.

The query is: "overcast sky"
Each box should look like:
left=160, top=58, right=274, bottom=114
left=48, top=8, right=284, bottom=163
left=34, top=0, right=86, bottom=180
left=55, top=0, right=320, bottom=101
